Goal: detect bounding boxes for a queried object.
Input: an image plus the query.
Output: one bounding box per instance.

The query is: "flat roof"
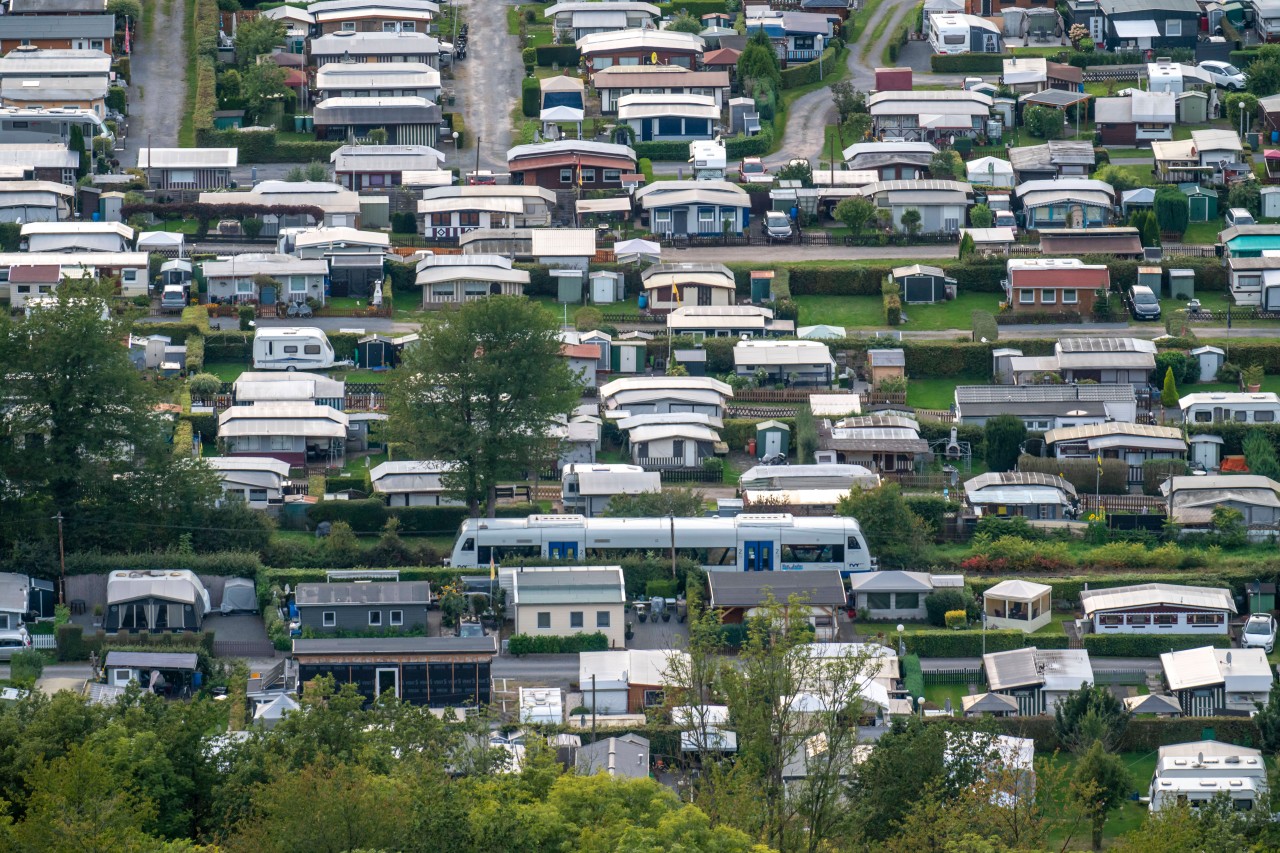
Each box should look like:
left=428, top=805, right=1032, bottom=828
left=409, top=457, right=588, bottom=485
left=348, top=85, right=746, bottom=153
left=292, top=636, right=497, bottom=655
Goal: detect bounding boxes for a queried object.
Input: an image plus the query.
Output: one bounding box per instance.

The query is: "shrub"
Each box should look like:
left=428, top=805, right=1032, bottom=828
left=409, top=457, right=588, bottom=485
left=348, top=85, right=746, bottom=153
left=55, top=624, right=87, bottom=661
left=306, top=498, right=389, bottom=532
left=507, top=632, right=610, bottom=655
left=535, top=45, right=579, bottom=67
left=902, top=654, right=924, bottom=701
left=930, top=53, right=1013, bottom=73
left=521, top=76, right=540, bottom=118
left=1082, top=633, right=1232, bottom=657
left=944, top=610, right=967, bottom=629
left=1018, top=453, right=1128, bottom=495
left=924, top=588, right=973, bottom=627
left=9, top=650, right=44, bottom=686
left=63, top=549, right=263, bottom=577
left=902, top=628, right=1043, bottom=657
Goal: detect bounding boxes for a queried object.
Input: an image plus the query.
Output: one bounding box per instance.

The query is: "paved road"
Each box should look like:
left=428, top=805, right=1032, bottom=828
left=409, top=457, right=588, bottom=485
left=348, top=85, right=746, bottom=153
left=921, top=657, right=1162, bottom=672
left=452, top=0, right=521, bottom=173
left=121, top=0, right=187, bottom=166
left=666, top=243, right=957, bottom=262
left=492, top=654, right=579, bottom=683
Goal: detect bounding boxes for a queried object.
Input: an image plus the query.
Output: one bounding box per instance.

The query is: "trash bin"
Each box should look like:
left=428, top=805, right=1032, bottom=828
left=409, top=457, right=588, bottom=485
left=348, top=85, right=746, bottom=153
left=747, top=438, right=757, bottom=456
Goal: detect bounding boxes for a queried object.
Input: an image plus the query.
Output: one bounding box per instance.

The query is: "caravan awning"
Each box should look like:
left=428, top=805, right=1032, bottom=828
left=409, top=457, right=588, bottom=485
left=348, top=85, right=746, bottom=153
left=1113, top=20, right=1160, bottom=37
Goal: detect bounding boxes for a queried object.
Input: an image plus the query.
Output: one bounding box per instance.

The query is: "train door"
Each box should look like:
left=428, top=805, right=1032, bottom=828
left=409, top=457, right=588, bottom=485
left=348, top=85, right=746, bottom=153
left=548, top=541, right=579, bottom=560
left=743, top=541, right=774, bottom=572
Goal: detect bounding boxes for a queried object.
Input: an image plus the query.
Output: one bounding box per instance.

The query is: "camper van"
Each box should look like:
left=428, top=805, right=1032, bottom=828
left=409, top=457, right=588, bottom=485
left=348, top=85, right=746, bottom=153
left=252, top=327, right=336, bottom=371
left=689, top=139, right=727, bottom=181
left=927, top=13, right=1003, bottom=54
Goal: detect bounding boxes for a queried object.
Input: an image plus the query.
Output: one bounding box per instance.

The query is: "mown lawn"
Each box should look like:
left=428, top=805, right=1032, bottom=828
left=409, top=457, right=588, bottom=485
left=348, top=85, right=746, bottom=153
left=1181, top=220, right=1224, bottom=244
left=1093, top=163, right=1157, bottom=187
left=906, top=376, right=982, bottom=410
left=793, top=292, right=999, bottom=332
left=902, top=292, right=1002, bottom=331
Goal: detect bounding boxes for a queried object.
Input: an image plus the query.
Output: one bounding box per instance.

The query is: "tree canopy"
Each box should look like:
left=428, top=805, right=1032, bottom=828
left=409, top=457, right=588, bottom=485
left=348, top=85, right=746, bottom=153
left=835, top=483, right=932, bottom=568
left=387, top=296, right=578, bottom=516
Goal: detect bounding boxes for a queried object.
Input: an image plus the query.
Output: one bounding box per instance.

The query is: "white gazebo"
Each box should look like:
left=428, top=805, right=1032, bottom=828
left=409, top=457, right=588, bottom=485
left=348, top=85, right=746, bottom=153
left=983, top=579, right=1052, bottom=633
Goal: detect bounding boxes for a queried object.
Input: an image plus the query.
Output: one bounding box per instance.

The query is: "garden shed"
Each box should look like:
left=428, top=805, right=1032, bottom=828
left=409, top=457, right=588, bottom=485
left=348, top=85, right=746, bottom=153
left=1263, top=186, right=1280, bottom=219
left=1168, top=268, right=1194, bottom=300
left=1188, top=434, right=1223, bottom=470
left=755, top=420, right=790, bottom=458
left=891, top=264, right=954, bottom=304
left=1181, top=183, right=1217, bottom=222
left=1190, top=345, right=1224, bottom=382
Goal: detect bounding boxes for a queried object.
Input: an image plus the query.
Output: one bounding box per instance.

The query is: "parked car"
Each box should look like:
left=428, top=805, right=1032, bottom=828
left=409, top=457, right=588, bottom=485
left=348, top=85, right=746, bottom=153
left=764, top=211, right=794, bottom=242
left=0, top=628, right=31, bottom=661
left=1226, top=207, right=1256, bottom=228
left=1128, top=284, right=1162, bottom=321
left=1241, top=613, right=1277, bottom=654
left=993, top=209, right=1018, bottom=235
left=1198, top=60, right=1247, bottom=90
left=466, top=170, right=497, bottom=186
left=160, top=285, right=187, bottom=313
left=738, top=157, right=771, bottom=183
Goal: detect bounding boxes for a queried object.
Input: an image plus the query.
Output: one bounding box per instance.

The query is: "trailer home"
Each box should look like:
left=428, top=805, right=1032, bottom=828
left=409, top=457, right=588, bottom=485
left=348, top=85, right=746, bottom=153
left=252, top=327, right=337, bottom=371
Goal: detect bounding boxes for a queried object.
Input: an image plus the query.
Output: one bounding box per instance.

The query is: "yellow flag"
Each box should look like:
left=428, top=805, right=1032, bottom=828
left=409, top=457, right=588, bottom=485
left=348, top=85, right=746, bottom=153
left=1096, top=452, right=1103, bottom=475
left=671, top=283, right=680, bottom=303
left=489, top=555, right=496, bottom=581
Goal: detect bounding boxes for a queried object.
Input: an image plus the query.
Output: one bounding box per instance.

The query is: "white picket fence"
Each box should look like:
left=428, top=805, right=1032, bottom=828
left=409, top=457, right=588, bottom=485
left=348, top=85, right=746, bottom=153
left=31, top=634, right=55, bottom=650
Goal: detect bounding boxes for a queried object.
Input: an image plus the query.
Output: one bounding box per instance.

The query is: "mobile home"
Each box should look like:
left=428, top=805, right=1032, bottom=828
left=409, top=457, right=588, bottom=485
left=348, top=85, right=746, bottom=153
left=252, top=327, right=337, bottom=371
left=928, top=13, right=1003, bottom=54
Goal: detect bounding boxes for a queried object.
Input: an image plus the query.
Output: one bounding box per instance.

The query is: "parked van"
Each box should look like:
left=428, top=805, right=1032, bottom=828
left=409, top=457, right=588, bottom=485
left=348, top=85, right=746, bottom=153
left=927, top=13, right=1003, bottom=55
left=160, top=285, right=187, bottom=313
left=252, top=326, right=336, bottom=371
left=1129, top=284, right=1162, bottom=321
left=1226, top=207, right=1256, bottom=228
left=689, top=139, right=726, bottom=181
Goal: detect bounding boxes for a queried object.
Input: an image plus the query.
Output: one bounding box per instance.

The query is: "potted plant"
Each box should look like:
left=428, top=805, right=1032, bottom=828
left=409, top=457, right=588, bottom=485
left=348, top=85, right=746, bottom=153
left=92, top=603, right=103, bottom=627
left=1243, top=364, right=1265, bottom=392
left=625, top=622, right=634, bottom=641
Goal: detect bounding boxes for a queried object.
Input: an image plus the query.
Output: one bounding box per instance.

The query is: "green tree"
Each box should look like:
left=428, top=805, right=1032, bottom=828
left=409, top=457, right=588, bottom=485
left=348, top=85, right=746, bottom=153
left=775, top=160, right=813, bottom=187
left=324, top=520, right=360, bottom=566
left=284, top=166, right=306, bottom=182
left=1161, top=366, right=1179, bottom=408
left=241, top=63, right=288, bottom=114
left=835, top=483, right=932, bottom=568
left=1254, top=679, right=1280, bottom=752
left=1073, top=739, right=1132, bottom=851
left=830, top=80, right=865, bottom=126
left=604, top=489, right=706, bottom=517
left=958, top=230, right=976, bottom=258
left=667, top=11, right=704, bottom=33
left=833, top=196, right=876, bottom=234
left=107, top=0, right=143, bottom=25
left=387, top=296, right=578, bottom=516
left=234, top=16, right=285, bottom=69
left=899, top=208, right=922, bottom=236
left=929, top=150, right=964, bottom=181
left=1053, top=684, right=1128, bottom=753
left=737, top=29, right=781, bottom=89
left=1243, top=430, right=1280, bottom=481
left=1140, top=210, right=1161, bottom=247
left=983, top=414, right=1027, bottom=473
left=1112, top=799, right=1256, bottom=853
left=1154, top=186, right=1189, bottom=234
left=69, top=124, right=88, bottom=178
left=1095, top=164, right=1141, bottom=192
left=1023, top=104, right=1063, bottom=139
left=241, top=218, right=264, bottom=240
left=969, top=203, right=993, bottom=228
left=303, top=161, right=329, bottom=182
left=1228, top=181, right=1262, bottom=218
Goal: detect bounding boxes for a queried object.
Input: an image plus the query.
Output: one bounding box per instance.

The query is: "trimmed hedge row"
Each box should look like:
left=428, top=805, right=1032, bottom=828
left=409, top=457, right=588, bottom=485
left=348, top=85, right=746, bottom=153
left=930, top=53, right=1013, bottom=73
left=535, top=45, right=579, bottom=67
left=521, top=77, right=540, bottom=118
left=56, top=624, right=216, bottom=664
left=508, top=632, right=610, bottom=655
left=902, top=653, right=924, bottom=701
left=780, top=44, right=845, bottom=90
left=305, top=499, right=542, bottom=533
left=1081, top=633, right=1232, bottom=657
left=194, top=128, right=342, bottom=164
left=203, top=329, right=362, bottom=362
left=1018, top=453, right=1129, bottom=496
left=900, top=628, right=1070, bottom=657
left=64, top=550, right=263, bottom=577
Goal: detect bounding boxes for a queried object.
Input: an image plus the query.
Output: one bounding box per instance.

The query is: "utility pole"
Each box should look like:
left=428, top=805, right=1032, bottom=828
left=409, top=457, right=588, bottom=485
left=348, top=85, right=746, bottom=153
left=591, top=674, right=597, bottom=739
left=55, top=512, right=66, bottom=603
left=669, top=514, right=676, bottom=579
left=475, top=134, right=481, bottom=181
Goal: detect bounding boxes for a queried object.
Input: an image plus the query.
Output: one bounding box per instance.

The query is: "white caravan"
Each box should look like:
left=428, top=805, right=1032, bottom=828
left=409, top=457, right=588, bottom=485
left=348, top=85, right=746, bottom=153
left=252, top=327, right=336, bottom=371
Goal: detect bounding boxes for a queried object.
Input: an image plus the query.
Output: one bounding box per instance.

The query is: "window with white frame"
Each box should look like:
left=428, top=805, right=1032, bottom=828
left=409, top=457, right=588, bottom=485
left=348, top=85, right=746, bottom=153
left=1042, top=289, right=1056, bottom=304
left=1062, top=288, right=1078, bottom=304
left=368, top=610, right=382, bottom=626
left=1167, top=19, right=1181, bottom=36
left=596, top=611, right=611, bottom=628
left=289, top=276, right=307, bottom=293
left=1019, top=289, right=1034, bottom=304
left=698, top=207, right=715, bottom=222
left=342, top=21, right=356, bottom=30
left=537, top=611, right=551, bottom=629
left=581, top=169, right=596, bottom=183
left=236, top=279, right=253, bottom=294
left=323, top=611, right=336, bottom=627
left=389, top=610, right=403, bottom=626
left=604, top=169, right=621, bottom=183
left=560, top=169, right=573, bottom=183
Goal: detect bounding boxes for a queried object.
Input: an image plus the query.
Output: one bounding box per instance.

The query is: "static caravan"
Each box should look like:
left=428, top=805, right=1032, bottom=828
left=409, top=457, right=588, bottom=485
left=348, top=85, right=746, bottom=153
left=252, top=327, right=337, bottom=371
left=928, top=13, right=1002, bottom=54
left=689, top=139, right=726, bottom=181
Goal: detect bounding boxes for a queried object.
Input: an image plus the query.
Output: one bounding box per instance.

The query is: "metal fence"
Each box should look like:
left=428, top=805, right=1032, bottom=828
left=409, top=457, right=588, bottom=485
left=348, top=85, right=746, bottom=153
left=1161, top=243, right=1218, bottom=258
left=659, top=468, right=723, bottom=483
left=1093, top=669, right=1151, bottom=684
left=922, top=668, right=984, bottom=685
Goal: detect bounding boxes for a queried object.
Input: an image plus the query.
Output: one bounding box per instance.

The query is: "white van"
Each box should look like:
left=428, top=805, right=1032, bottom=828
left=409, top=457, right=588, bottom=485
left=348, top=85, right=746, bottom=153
left=252, top=327, right=336, bottom=371
left=689, top=139, right=727, bottom=181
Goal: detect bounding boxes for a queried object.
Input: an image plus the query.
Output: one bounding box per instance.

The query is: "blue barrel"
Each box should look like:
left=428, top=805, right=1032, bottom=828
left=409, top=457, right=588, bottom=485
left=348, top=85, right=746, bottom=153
left=192, top=671, right=203, bottom=688
left=638, top=294, right=648, bottom=309
left=1272, top=131, right=1279, bottom=143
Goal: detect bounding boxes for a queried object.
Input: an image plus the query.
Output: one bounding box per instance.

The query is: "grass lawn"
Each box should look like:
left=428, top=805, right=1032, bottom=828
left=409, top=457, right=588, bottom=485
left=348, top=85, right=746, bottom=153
left=902, top=292, right=1002, bottom=331
left=1181, top=219, right=1224, bottom=244
left=340, top=450, right=388, bottom=476
left=793, top=293, right=999, bottom=332
left=179, top=0, right=197, bottom=147
left=907, top=375, right=982, bottom=410
left=1033, top=611, right=1073, bottom=636
left=1046, top=751, right=1159, bottom=847
left=849, top=0, right=886, bottom=37
left=1009, top=46, right=1070, bottom=57
left=922, top=683, right=970, bottom=710
left=201, top=360, right=249, bottom=382
left=1158, top=291, right=1233, bottom=318
left=1093, top=163, right=1156, bottom=187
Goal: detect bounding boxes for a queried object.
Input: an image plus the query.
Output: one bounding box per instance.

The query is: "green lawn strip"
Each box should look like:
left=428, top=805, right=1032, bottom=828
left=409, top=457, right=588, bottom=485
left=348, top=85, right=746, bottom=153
left=1008, top=45, right=1069, bottom=58
left=1092, top=163, right=1156, bottom=187
left=1180, top=219, right=1224, bottom=244
left=906, top=375, right=980, bottom=410
left=178, top=0, right=197, bottom=147
left=1045, top=751, right=1159, bottom=845
left=863, top=11, right=893, bottom=60
left=849, top=0, right=886, bottom=36
left=901, top=292, right=1001, bottom=331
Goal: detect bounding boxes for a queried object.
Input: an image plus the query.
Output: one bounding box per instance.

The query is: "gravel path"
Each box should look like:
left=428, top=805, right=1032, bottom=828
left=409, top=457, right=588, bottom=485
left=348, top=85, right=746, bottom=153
left=451, top=0, right=521, bottom=173
left=121, top=0, right=187, bottom=164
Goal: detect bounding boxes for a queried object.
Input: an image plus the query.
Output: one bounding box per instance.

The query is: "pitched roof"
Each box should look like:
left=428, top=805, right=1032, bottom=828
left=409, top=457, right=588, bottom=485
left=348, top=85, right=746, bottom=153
left=707, top=570, right=846, bottom=607
left=1080, top=583, right=1236, bottom=616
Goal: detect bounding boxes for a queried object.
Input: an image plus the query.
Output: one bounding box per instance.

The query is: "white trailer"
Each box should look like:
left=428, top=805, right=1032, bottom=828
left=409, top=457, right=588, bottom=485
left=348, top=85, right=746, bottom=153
left=689, top=139, right=727, bottom=181
left=252, top=326, right=336, bottom=371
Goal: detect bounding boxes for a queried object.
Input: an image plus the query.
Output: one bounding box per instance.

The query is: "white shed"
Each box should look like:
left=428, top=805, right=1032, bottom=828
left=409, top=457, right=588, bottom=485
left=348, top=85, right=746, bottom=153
left=1262, top=186, right=1280, bottom=219
left=1189, top=434, right=1223, bottom=470
left=1190, top=346, right=1225, bottom=383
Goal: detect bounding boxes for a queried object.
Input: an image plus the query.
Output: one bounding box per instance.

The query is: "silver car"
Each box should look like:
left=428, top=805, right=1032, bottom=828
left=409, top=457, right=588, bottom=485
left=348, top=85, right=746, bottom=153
left=1242, top=613, right=1277, bottom=654
left=1198, top=61, right=1247, bottom=90
left=764, top=211, right=793, bottom=242
left=0, top=628, right=31, bottom=661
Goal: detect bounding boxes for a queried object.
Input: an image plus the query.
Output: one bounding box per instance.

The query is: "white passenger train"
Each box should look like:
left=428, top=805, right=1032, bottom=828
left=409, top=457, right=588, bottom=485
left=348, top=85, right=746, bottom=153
left=447, top=514, right=873, bottom=575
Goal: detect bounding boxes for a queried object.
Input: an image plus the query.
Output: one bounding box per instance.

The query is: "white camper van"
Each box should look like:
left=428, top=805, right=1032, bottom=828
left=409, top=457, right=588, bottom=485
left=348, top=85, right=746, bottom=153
left=927, top=13, right=1002, bottom=55
left=252, top=327, right=336, bottom=371
left=689, top=139, right=727, bottom=181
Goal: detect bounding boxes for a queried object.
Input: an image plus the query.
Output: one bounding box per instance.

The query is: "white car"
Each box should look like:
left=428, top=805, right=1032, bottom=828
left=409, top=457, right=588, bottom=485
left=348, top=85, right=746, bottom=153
left=1241, top=613, right=1277, bottom=654
left=1198, top=61, right=1247, bottom=90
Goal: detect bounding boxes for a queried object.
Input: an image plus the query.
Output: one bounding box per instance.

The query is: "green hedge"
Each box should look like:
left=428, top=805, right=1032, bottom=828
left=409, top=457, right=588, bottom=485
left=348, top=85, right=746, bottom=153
left=1018, top=453, right=1129, bottom=496
left=194, top=128, right=342, bottom=164
left=172, top=420, right=194, bottom=459
left=306, top=499, right=542, bottom=533
left=63, top=550, right=263, bottom=577
left=632, top=140, right=695, bottom=162
left=507, top=632, right=610, bottom=655
left=930, top=53, right=1013, bottom=73
left=726, top=127, right=774, bottom=160
left=56, top=624, right=216, bottom=664
left=307, top=498, right=391, bottom=532
left=902, top=653, right=924, bottom=701
left=656, top=0, right=727, bottom=17
left=325, top=475, right=369, bottom=494
left=780, top=44, right=844, bottom=90
left=901, top=628, right=1069, bottom=657
left=1082, top=633, right=1232, bottom=657
left=521, top=77, right=541, bottom=118
left=535, top=45, right=579, bottom=67
left=934, top=715, right=1260, bottom=754
left=185, top=412, right=218, bottom=441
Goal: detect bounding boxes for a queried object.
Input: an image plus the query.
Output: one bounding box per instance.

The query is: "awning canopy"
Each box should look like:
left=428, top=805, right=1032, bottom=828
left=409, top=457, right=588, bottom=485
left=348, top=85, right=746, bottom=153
left=1113, top=20, right=1160, bottom=38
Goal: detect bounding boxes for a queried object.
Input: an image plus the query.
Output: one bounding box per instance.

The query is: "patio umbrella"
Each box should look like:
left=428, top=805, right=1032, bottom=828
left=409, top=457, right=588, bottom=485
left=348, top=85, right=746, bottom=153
left=614, top=238, right=661, bottom=264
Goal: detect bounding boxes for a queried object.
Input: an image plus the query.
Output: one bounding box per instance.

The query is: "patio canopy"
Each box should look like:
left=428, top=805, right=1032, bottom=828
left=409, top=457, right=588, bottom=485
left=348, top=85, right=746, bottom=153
left=961, top=692, right=1019, bottom=716
left=1018, top=88, right=1091, bottom=109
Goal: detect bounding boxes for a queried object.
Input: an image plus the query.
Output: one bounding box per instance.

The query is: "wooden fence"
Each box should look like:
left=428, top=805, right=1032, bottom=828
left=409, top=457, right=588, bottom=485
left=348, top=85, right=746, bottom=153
left=922, top=668, right=983, bottom=685
left=1080, top=494, right=1167, bottom=515
left=737, top=388, right=856, bottom=403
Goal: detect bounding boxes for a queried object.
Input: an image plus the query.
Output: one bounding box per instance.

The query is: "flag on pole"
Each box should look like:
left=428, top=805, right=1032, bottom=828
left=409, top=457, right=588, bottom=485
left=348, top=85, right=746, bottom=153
left=489, top=554, right=496, bottom=581
left=1096, top=452, right=1103, bottom=475
left=671, top=283, right=680, bottom=303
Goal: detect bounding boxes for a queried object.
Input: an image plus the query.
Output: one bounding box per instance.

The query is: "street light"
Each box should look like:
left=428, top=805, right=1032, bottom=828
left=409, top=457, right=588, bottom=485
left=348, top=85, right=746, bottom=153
left=896, top=623, right=906, bottom=657
left=916, top=694, right=925, bottom=719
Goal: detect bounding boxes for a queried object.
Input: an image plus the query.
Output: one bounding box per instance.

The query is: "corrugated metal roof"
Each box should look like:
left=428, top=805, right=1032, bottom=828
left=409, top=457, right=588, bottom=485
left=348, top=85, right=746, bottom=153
left=1080, top=583, right=1235, bottom=616
left=217, top=404, right=348, bottom=438
left=847, top=570, right=936, bottom=593
left=965, top=471, right=1076, bottom=498
left=205, top=456, right=292, bottom=477
left=983, top=647, right=1040, bottom=691
left=627, top=423, right=720, bottom=443
left=734, top=340, right=834, bottom=367
left=0, top=14, right=114, bottom=37
left=310, top=32, right=441, bottom=56
left=576, top=28, right=704, bottom=53
left=104, top=651, right=199, bottom=670
left=313, top=96, right=441, bottom=126
left=707, top=569, right=846, bottom=607
left=956, top=384, right=1134, bottom=403
left=137, top=147, right=238, bottom=169
left=0, top=143, right=76, bottom=169
left=1044, top=422, right=1183, bottom=445
left=531, top=228, right=596, bottom=257
left=202, top=253, right=329, bottom=278
left=296, top=581, right=431, bottom=605
left=293, top=636, right=497, bottom=655
left=0, top=76, right=106, bottom=101
left=1161, top=646, right=1271, bottom=692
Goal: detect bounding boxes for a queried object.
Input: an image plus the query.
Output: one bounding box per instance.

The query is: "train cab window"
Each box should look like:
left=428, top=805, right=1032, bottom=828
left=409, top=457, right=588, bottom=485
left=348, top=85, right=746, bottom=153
left=461, top=538, right=475, bottom=552
left=847, top=536, right=863, bottom=551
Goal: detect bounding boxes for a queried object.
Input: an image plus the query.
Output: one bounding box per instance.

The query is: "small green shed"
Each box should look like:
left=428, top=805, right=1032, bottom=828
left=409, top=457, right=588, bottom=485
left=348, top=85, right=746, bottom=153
left=1137, top=266, right=1163, bottom=296
left=1180, top=183, right=1217, bottom=222
left=1247, top=581, right=1276, bottom=614
left=1168, top=268, right=1195, bottom=300
left=750, top=270, right=774, bottom=303
left=756, top=420, right=791, bottom=458
left=1177, top=90, right=1208, bottom=125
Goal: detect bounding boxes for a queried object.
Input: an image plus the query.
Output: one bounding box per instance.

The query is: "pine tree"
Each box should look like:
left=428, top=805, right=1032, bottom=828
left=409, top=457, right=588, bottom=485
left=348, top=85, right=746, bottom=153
left=1161, top=366, right=1179, bottom=408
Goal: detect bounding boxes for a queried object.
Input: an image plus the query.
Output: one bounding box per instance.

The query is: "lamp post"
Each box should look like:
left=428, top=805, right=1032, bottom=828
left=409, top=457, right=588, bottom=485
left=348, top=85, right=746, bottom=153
left=916, top=694, right=925, bottom=719
left=896, top=623, right=905, bottom=657
left=451, top=130, right=460, bottom=165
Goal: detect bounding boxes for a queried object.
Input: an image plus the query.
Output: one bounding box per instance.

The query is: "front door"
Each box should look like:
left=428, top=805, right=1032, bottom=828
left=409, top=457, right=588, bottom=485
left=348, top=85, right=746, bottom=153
left=549, top=541, right=579, bottom=560
left=375, top=667, right=399, bottom=699
left=763, top=430, right=783, bottom=457
left=673, top=209, right=688, bottom=235
left=744, top=540, right=774, bottom=572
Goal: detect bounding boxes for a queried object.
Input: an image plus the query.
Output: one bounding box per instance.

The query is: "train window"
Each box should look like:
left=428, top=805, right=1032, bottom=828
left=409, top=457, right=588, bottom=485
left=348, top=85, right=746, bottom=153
left=781, top=543, right=844, bottom=563
left=477, top=545, right=539, bottom=563
left=461, top=538, right=475, bottom=551
left=847, top=536, right=864, bottom=551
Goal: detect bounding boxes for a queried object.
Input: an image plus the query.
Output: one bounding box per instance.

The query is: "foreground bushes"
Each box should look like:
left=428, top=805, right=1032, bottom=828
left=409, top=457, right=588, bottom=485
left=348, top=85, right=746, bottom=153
left=508, top=632, right=610, bottom=655
left=1081, top=633, right=1232, bottom=657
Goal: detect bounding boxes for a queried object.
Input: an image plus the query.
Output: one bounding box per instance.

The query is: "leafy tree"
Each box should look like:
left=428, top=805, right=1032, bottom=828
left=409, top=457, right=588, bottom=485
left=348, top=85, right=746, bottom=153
left=1072, top=739, right=1132, bottom=851
left=188, top=373, right=222, bottom=396
left=1228, top=181, right=1262, bottom=218
left=929, top=150, right=964, bottom=181
left=833, top=196, right=875, bottom=234
left=666, top=360, right=689, bottom=376
left=836, top=483, right=932, bottom=568
left=737, top=29, right=781, bottom=90
left=303, top=161, right=329, bottom=182
left=667, top=11, right=704, bottom=33
left=241, top=63, right=288, bottom=114
left=1254, top=679, right=1280, bottom=752
left=1094, top=164, right=1143, bottom=193
left=1023, top=104, right=1063, bottom=139
left=983, top=414, right=1027, bottom=472
left=1161, top=366, right=1179, bottom=408
left=324, top=520, right=360, bottom=566
left=899, top=208, right=922, bottom=236
left=831, top=80, right=865, bottom=126
left=958, top=230, right=976, bottom=258
left=8, top=650, right=43, bottom=687
left=924, top=588, right=975, bottom=627
left=1112, top=799, right=1257, bottom=853
left=1211, top=504, right=1248, bottom=548
left=1243, top=430, right=1280, bottom=481
left=234, top=16, right=285, bottom=69
left=605, top=488, right=705, bottom=517
left=387, top=296, right=578, bottom=516
left=1140, top=209, right=1161, bottom=247
left=69, top=124, right=88, bottom=178
left=775, top=160, right=813, bottom=187
left=1154, top=186, right=1189, bottom=234
left=241, top=218, right=264, bottom=240
left=1053, top=684, right=1128, bottom=753
left=284, top=165, right=306, bottom=182
left=969, top=203, right=993, bottom=228
left=366, top=128, right=388, bottom=145
left=107, top=0, right=143, bottom=25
